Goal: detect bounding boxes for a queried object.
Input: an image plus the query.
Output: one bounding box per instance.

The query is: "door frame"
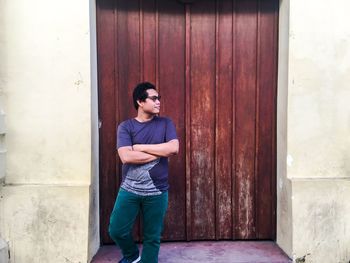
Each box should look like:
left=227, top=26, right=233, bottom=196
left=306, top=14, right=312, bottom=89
left=95, top=0, right=282, bottom=245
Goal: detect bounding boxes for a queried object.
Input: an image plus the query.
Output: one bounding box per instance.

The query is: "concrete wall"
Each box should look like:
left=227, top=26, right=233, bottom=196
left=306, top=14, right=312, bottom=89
left=88, top=0, right=100, bottom=262
left=276, top=0, right=293, bottom=257
left=281, top=0, right=350, bottom=261
left=0, top=37, right=9, bottom=262
left=0, top=0, right=99, bottom=262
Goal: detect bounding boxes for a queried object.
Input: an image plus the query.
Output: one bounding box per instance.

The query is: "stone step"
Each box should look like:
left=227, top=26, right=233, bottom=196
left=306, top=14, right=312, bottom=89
left=92, top=241, right=292, bottom=263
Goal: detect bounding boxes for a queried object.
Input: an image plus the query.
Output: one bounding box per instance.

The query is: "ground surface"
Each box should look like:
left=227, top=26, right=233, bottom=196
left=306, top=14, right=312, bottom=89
left=92, top=241, right=292, bottom=263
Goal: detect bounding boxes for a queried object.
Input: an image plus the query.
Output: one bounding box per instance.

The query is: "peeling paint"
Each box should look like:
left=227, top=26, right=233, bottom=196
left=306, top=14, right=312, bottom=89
left=74, top=72, right=84, bottom=88
left=294, top=253, right=310, bottom=263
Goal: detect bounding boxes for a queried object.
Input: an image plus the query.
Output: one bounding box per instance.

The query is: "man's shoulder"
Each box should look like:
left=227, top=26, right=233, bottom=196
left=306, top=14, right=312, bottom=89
left=118, top=119, right=134, bottom=129
left=156, top=116, right=173, bottom=123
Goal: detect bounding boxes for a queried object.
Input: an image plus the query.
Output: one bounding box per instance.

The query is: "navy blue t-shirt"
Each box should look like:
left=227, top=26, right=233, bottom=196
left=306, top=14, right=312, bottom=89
left=117, top=116, right=177, bottom=196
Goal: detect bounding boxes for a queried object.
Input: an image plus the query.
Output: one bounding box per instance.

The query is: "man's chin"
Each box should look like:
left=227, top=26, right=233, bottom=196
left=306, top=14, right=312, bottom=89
left=146, top=111, right=159, bottom=115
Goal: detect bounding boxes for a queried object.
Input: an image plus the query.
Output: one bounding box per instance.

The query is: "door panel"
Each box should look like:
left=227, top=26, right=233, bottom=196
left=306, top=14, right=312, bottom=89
left=97, top=0, right=278, bottom=243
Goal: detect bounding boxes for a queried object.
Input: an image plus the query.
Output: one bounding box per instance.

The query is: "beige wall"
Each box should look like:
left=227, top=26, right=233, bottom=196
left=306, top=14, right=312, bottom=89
left=292, top=180, right=350, bottom=262
left=276, top=0, right=293, bottom=257
left=279, top=0, right=350, bottom=261
left=2, top=0, right=91, bottom=185
left=288, top=1, right=350, bottom=181
left=88, top=0, right=100, bottom=261
left=0, top=0, right=99, bottom=262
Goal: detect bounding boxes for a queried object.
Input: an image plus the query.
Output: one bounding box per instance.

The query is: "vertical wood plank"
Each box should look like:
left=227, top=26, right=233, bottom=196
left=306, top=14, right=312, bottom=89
left=185, top=3, right=192, bottom=241
left=254, top=0, right=261, bottom=239
left=235, top=0, right=258, bottom=239
left=97, top=0, right=117, bottom=244
left=231, top=0, right=237, bottom=240
left=117, top=0, right=141, bottom=121
left=140, top=0, right=144, bottom=81
left=142, top=0, right=156, bottom=83
left=156, top=1, right=160, bottom=89
left=158, top=0, right=186, bottom=241
left=256, top=0, right=278, bottom=239
left=271, top=0, right=278, bottom=240
left=215, top=0, right=234, bottom=240
left=190, top=0, right=216, bottom=240
left=114, top=0, right=121, bottom=192
left=215, top=0, right=219, bottom=239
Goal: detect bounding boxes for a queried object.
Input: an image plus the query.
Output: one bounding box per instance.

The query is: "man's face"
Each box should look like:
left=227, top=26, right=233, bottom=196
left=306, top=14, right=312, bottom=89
left=138, top=89, right=161, bottom=115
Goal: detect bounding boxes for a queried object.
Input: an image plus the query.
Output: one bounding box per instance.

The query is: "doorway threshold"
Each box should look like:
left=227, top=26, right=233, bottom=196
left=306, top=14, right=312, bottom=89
left=91, top=241, right=291, bottom=263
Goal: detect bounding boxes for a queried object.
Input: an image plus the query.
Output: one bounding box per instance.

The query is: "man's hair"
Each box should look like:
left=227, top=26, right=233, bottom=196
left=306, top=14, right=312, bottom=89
left=132, top=82, right=157, bottom=110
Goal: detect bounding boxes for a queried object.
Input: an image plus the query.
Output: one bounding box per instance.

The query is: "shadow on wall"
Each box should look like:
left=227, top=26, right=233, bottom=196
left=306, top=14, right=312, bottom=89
left=97, top=0, right=277, bottom=15
left=0, top=219, right=9, bottom=263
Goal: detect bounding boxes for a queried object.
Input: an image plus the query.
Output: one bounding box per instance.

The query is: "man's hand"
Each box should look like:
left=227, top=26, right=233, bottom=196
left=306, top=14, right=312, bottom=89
left=132, top=139, right=179, bottom=157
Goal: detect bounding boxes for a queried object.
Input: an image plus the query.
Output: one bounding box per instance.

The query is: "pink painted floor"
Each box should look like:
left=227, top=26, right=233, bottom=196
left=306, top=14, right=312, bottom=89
left=91, top=241, right=291, bottom=263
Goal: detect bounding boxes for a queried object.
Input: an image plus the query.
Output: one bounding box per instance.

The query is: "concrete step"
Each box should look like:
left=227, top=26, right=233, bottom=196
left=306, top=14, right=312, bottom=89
left=0, top=238, right=9, bottom=263
left=92, top=241, right=292, bottom=263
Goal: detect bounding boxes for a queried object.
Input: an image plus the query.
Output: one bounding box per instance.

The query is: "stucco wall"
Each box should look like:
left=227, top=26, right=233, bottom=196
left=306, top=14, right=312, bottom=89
left=88, top=0, right=100, bottom=261
left=276, top=0, right=293, bottom=257
left=0, top=0, right=99, bottom=262
left=286, top=0, right=350, bottom=262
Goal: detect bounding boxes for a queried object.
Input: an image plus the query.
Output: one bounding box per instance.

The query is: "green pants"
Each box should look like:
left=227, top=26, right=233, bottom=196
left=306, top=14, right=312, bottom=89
left=109, top=188, right=168, bottom=263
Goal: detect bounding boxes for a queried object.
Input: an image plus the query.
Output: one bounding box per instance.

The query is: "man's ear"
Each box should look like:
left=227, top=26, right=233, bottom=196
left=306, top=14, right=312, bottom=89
left=137, top=100, right=143, bottom=108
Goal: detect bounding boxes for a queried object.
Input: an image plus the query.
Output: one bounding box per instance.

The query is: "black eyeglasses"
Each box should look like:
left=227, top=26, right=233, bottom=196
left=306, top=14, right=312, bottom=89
left=147, top=95, right=161, bottom=102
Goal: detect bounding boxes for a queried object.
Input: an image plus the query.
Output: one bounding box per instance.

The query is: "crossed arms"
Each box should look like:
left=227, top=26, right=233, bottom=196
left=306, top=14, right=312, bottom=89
left=117, top=139, right=179, bottom=164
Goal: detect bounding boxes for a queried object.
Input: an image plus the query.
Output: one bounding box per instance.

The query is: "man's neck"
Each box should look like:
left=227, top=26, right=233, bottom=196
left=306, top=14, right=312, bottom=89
left=135, top=111, right=155, bottom=123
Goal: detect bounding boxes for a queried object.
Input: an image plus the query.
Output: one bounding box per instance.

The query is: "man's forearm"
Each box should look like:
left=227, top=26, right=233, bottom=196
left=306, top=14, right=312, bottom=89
left=133, top=140, right=179, bottom=157
left=118, top=149, right=158, bottom=164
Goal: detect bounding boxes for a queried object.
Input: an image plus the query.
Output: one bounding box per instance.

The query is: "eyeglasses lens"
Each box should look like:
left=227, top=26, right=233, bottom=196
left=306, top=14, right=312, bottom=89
left=148, top=96, right=161, bottom=101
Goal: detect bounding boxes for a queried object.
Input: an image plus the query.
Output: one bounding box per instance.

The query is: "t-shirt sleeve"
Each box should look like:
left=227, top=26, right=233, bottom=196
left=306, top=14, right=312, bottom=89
left=165, top=118, right=178, bottom=142
left=117, top=122, right=132, bottom=149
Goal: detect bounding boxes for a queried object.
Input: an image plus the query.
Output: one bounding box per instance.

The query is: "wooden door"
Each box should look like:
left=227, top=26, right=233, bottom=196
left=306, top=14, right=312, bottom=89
left=97, top=0, right=278, bottom=243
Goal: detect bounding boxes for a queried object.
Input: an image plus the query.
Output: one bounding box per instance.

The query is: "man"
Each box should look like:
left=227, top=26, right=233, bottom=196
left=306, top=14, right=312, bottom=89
left=109, top=82, right=179, bottom=263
